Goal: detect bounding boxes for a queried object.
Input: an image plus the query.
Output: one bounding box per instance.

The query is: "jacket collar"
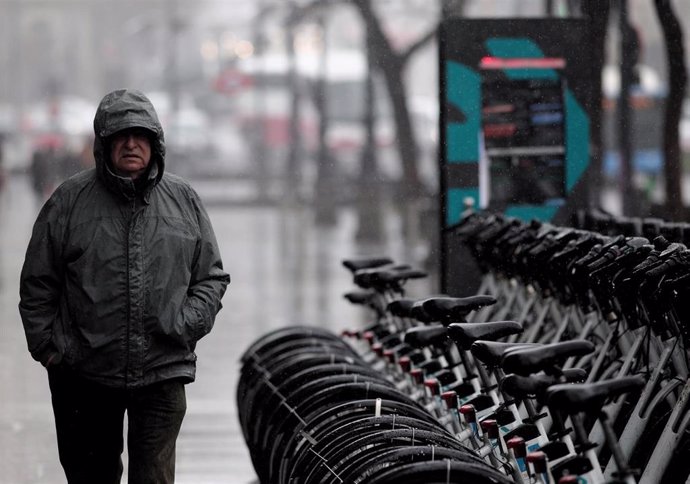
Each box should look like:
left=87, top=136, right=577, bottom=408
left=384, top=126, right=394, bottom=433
left=103, top=158, right=160, bottom=203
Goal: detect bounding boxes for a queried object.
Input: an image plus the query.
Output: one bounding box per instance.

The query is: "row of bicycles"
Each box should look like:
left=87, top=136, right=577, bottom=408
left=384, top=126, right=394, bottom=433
left=237, top=210, right=690, bottom=483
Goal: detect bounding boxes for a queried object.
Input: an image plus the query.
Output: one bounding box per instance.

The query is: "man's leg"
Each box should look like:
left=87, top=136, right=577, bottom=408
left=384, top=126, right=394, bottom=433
left=48, top=367, right=126, bottom=484
left=127, top=379, right=187, bottom=484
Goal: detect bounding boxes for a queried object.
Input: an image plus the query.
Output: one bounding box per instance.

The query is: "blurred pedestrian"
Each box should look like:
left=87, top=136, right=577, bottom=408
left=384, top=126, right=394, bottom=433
left=29, top=133, right=64, bottom=201
left=58, top=146, right=83, bottom=181
left=77, top=135, right=96, bottom=170
left=19, top=89, right=230, bottom=484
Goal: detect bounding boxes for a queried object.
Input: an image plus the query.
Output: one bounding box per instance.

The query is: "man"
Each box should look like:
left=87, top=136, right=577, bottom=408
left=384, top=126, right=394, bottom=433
left=19, top=89, right=230, bottom=484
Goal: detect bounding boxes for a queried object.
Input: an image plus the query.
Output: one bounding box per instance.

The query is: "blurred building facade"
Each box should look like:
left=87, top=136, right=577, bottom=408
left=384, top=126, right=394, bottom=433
left=1, top=0, right=689, bottom=209
left=2, top=0, right=690, bottom=110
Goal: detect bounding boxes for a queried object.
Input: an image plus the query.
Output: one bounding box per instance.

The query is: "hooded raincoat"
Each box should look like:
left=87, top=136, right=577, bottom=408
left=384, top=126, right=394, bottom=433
left=19, top=89, right=230, bottom=388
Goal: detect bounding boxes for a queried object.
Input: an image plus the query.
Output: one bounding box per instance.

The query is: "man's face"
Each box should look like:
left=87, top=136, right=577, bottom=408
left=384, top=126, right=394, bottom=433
left=109, top=128, right=152, bottom=179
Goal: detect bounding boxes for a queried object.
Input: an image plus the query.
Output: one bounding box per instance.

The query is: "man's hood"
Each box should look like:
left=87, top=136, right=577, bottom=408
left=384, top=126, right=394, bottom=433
left=93, top=89, right=165, bottom=200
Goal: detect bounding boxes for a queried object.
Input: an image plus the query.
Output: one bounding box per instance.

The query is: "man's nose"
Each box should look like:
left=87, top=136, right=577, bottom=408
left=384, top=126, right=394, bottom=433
left=124, top=134, right=137, bottom=147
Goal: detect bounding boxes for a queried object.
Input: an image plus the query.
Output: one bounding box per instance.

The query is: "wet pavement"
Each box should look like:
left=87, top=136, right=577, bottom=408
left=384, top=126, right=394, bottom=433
left=0, top=173, right=432, bottom=484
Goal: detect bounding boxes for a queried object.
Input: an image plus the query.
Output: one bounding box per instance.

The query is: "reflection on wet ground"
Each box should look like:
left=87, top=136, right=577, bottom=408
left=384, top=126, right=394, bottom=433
left=0, top=173, right=431, bottom=483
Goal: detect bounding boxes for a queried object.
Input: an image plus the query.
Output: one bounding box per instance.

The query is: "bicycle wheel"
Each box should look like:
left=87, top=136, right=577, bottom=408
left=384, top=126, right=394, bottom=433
left=363, top=459, right=514, bottom=484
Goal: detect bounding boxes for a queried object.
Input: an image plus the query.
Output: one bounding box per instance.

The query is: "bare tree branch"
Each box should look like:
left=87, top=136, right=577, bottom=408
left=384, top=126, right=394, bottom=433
left=350, top=0, right=398, bottom=62
left=350, top=0, right=422, bottom=197
left=286, top=0, right=348, bottom=25
left=287, top=0, right=431, bottom=198
left=401, top=27, right=437, bottom=64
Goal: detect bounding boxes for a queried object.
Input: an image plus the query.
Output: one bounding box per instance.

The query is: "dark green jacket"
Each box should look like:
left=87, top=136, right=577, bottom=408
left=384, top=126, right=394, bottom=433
left=19, top=89, right=230, bottom=388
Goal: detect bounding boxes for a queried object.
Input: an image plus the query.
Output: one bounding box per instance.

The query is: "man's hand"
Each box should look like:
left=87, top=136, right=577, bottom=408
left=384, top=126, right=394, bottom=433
left=43, top=351, right=63, bottom=368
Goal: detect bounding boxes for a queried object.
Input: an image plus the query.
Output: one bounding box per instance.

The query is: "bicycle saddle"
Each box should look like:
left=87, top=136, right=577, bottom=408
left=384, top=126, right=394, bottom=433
left=353, top=264, right=410, bottom=288
left=546, top=375, right=645, bottom=414
left=421, top=295, right=497, bottom=323
left=342, top=256, right=393, bottom=273
left=403, top=325, right=448, bottom=349
left=470, top=341, right=541, bottom=368
left=447, top=321, right=522, bottom=351
left=500, top=369, right=588, bottom=400
left=343, top=289, right=375, bottom=305
left=387, top=298, right=416, bottom=318
left=501, top=340, right=595, bottom=376
left=377, top=268, right=428, bottom=284
left=409, top=298, right=440, bottom=323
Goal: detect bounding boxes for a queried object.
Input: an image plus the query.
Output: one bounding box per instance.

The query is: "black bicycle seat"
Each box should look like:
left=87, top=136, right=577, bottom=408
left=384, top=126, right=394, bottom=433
left=501, top=340, right=595, bottom=376
left=343, top=289, right=375, bottom=305
left=377, top=268, right=428, bottom=285
left=403, top=325, right=448, bottom=349
left=342, top=256, right=393, bottom=273
left=387, top=298, right=416, bottom=318
left=470, top=341, right=540, bottom=368
left=546, top=375, right=645, bottom=414
left=447, top=321, right=522, bottom=351
left=353, top=264, right=410, bottom=288
left=500, top=369, right=588, bottom=400
left=409, top=298, right=438, bottom=323
left=421, top=295, right=497, bottom=323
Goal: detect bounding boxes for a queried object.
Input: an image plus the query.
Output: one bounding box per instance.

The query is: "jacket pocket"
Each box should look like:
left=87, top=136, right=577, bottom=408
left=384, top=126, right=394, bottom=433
left=144, top=295, right=192, bottom=351
left=54, top=302, right=79, bottom=366
left=180, top=297, right=210, bottom=344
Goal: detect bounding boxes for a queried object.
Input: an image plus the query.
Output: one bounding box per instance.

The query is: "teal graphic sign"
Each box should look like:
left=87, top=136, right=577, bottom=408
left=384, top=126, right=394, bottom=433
left=439, top=19, right=594, bottom=293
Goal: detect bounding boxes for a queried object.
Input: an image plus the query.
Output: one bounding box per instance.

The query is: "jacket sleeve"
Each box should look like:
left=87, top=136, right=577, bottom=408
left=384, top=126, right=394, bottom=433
left=18, top=197, right=65, bottom=366
left=182, top=190, right=230, bottom=342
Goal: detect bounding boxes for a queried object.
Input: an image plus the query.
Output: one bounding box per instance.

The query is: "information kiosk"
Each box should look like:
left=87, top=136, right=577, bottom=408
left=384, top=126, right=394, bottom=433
left=439, top=18, right=594, bottom=294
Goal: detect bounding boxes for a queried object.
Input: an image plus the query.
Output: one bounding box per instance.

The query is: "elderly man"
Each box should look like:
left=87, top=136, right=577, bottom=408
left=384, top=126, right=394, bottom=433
left=19, top=89, right=230, bottom=484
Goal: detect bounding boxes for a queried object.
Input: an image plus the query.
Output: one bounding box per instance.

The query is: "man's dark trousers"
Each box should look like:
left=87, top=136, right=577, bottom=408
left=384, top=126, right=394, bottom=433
left=48, top=367, right=187, bottom=484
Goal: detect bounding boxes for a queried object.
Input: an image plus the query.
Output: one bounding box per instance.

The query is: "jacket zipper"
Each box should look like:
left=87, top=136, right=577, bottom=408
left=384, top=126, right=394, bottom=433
left=125, top=198, right=136, bottom=387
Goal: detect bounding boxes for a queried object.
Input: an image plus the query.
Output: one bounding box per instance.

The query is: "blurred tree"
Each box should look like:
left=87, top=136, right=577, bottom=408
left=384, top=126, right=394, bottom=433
left=654, top=0, right=687, bottom=220
left=296, top=0, right=447, bottom=201
left=287, top=0, right=342, bottom=225
left=289, top=0, right=446, bottom=236
left=313, top=13, right=339, bottom=225
left=355, top=19, right=384, bottom=242
left=285, top=2, right=304, bottom=204
left=252, top=0, right=272, bottom=202
left=350, top=0, right=433, bottom=202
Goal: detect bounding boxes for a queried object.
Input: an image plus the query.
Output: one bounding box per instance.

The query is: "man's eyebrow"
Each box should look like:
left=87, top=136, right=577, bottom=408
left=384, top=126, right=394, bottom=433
left=114, top=128, right=149, bottom=137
